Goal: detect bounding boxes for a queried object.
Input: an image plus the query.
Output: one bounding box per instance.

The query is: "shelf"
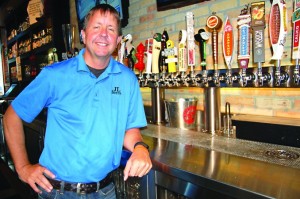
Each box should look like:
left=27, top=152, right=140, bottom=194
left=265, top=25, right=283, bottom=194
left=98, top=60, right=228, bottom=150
left=7, top=18, right=47, bottom=46
left=7, top=42, right=53, bottom=65
left=5, top=0, right=70, bottom=86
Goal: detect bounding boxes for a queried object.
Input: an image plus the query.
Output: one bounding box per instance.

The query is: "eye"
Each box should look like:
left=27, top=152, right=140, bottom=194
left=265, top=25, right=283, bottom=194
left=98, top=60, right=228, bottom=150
left=108, top=26, right=116, bottom=32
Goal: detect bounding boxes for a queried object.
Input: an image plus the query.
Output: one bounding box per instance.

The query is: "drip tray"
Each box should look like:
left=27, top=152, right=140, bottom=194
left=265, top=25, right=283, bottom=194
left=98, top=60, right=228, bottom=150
left=264, top=149, right=300, bottom=160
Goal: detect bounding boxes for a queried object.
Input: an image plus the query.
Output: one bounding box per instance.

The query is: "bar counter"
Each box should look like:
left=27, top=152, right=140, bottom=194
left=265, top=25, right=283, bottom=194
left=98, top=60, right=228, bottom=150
left=141, top=124, right=300, bottom=199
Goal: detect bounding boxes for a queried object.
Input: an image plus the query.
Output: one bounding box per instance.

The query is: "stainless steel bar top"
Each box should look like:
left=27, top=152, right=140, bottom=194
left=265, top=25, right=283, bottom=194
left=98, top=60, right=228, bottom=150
left=141, top=124, right=300, bottom=199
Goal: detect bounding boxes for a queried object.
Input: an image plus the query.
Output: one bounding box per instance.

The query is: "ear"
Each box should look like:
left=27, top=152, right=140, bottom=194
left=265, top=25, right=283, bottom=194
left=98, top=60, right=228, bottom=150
left=117, top=35, right=122, bottom=45
left=81, top=30, right=86, bottom=44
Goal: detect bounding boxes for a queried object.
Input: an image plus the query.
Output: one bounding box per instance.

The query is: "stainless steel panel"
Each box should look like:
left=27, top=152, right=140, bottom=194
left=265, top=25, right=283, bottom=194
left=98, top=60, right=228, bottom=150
left=142, top=124, right=300, bottom=199
left=204, top=87, right=221, bottom=134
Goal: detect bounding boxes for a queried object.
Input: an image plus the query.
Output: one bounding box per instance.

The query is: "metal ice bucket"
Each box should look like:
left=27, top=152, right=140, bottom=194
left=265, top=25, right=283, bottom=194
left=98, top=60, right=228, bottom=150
left=164, top=98, right=198, bottom=130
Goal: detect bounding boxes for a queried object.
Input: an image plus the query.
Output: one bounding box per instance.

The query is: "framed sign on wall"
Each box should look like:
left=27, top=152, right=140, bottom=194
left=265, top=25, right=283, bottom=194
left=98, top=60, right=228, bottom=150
left=75, top=0, right=129, bottom=34
left=156, top=0, right=209, bottom=11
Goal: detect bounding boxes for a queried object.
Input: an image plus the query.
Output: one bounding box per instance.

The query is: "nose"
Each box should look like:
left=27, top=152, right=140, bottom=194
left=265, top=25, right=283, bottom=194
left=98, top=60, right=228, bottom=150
left=98, top=26, right=108, bottom=37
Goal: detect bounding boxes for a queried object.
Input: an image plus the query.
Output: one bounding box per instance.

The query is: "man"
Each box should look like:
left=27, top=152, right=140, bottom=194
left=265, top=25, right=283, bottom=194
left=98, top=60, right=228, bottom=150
left=3, top=4, right=152, bottom=199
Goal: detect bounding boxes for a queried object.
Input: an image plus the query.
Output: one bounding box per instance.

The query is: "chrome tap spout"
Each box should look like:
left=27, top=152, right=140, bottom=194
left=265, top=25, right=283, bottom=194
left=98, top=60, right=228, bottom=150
left=293, top=64, right=300, bottom=85
left=240, top=68, right=248, bottom=87
left=213, top=70, right=220, bottom=86
left=200, top=70, right=209, bottom=87
left=225, top=69, right=233, bottom=86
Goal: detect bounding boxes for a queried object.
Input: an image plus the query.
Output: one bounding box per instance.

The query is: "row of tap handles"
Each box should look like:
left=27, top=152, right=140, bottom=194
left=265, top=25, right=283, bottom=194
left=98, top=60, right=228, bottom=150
left=119, top=1, right=300, bottom=88
left=137, top=65, right=299, bottom=88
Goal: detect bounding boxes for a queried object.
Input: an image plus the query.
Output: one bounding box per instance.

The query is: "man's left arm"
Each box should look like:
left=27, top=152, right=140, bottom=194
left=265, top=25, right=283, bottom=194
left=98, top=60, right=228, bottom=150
left=123, top=128, right=152, bottom=181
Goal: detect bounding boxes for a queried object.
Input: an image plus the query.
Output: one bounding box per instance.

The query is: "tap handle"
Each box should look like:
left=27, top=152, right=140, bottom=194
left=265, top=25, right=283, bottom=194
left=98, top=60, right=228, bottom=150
left=251, top=2, right=265, bottom=64
left=178, top=30, right=187, bottom=72
left=195, top=29, right=209, bottom=71
left=134, top=42, right=146, bottom=73
left=206, top=12, right=223, bottom=70
left=222, top=16, right=234, bottom=69
left=186, top=12, right=196, bottom=69
left=152, top=33, right=162, bottom=74
left=144, top=38, right=153, bottom=74
left=237, top=4, right=251, bottom=70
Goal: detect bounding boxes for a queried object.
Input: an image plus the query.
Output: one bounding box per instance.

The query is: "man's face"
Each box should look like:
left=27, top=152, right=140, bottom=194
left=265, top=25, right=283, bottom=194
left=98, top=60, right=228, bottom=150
left=81, top=11, right=121, bottom=61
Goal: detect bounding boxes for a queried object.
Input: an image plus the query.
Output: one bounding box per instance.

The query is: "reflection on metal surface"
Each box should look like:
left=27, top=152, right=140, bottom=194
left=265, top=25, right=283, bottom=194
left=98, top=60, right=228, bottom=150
left=204, top=87, right=221, bottom=134
left=142, top=124, right=300, bottom=199
left=203, top=138, right=221, bottom=178
left=150, top=138, right=275, bottom=199
left=264, top=149, right=300, bottom=160
left=155, top=171, right=235, bottom=199
left=142, top=124, right=300, bottom=169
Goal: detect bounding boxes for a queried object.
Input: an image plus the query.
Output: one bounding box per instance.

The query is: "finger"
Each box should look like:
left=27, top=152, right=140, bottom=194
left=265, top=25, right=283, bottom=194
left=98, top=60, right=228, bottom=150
left=137, top=165, right=148, bottom=177
left=38, top=174, right=53, bottom=192
left=137, top=160, right=152, bottom=177
left=37, top=167, right=54, bottom=191
left=136, top=162, right=151, bottom=177
left=43, top=168, right=55, bottom=179
left=123, top=160, right=131, bottom=181
left=128, top=160, right=141, bottom=177
left=27, top=178, right=42, bottom=193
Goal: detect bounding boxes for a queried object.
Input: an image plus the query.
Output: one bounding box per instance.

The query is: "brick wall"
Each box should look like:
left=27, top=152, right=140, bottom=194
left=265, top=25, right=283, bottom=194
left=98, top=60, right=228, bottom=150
left=70, top=0, right=300, bottom=119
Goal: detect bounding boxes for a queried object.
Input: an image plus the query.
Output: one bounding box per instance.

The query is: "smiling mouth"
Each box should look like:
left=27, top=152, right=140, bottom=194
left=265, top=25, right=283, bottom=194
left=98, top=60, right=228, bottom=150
left=96, top=42, right=108, bottom=46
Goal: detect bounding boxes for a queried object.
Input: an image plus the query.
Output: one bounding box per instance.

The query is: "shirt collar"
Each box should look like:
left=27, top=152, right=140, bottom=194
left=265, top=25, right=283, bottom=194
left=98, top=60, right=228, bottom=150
left=76, top=48, right=122, bottom=75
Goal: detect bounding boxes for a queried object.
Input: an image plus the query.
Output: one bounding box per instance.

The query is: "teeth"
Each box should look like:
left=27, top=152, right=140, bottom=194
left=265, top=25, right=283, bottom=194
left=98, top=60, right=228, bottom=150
left=97, top=42, right=107, bottom=46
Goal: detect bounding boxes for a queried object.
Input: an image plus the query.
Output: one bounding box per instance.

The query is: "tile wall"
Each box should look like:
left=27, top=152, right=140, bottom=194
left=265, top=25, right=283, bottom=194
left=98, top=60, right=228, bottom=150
left=70, top=0, right=300, bottom=119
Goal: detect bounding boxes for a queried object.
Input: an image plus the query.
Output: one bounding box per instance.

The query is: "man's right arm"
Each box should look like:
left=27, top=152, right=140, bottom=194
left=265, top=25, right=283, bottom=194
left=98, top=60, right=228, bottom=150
left=3, top=105, right=30, bottom=174
left=3, top=105, right=54, bottom=193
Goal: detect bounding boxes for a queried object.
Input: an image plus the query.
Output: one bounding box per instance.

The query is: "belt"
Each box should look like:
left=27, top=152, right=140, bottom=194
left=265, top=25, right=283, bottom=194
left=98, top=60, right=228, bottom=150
left=47, top=172, right=113, bottom=194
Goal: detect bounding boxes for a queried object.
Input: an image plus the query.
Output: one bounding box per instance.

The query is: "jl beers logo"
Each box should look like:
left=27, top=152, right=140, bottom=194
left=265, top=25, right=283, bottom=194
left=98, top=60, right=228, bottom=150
left=112, top=87, right=121, bottom=95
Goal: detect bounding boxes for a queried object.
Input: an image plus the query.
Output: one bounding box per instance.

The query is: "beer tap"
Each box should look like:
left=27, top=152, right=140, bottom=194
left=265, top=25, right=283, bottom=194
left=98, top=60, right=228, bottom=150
left=195, top=28, right=210, bottom=87
left=135, top=42, right=146, bottom=86
left=238, top=4, right=252, bottom=87
left=124, top=34, right=136, bottom=71
left=222, top=16, right=234, bottom=86
left=160, top=29, right=169, bottom=71
left=185, top=12, right=196, bottom=86
left=251, top=1, right=267, bottom=87
left=269, top=0, right=288, bottom=87
left=178, top=30, right=188, bottom=86
left=152, top=33, right=162, bottom=87
left=159, top=29, right=169, bottom=86
left=206, top=12, right=223, bottom=86
left=118, top=35, right=126, bottom=64
left=164, top=39, right=178, bottom=87
left=292, top=0, right=300, bottom=85
left=144, top=38, right=153, bottom=86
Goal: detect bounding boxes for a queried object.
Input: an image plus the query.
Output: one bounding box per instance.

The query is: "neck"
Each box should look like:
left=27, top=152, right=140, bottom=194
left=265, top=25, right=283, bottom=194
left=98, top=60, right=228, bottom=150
left=83, top=51, right=110, bottom=69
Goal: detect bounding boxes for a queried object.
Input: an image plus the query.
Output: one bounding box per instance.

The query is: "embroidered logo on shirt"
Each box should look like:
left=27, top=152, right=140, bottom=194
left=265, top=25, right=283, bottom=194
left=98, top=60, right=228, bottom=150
left=112, top=87, right=121, bottom=95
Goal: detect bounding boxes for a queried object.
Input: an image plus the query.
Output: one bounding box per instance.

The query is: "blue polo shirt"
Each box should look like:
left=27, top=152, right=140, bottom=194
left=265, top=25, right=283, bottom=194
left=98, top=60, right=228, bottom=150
left=12, top=49, right=147, bottom=183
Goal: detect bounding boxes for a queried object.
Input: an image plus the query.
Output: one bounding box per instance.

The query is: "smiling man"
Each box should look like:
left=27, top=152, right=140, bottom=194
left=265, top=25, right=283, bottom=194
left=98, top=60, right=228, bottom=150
left=3, top=4, right=152, bottom=199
